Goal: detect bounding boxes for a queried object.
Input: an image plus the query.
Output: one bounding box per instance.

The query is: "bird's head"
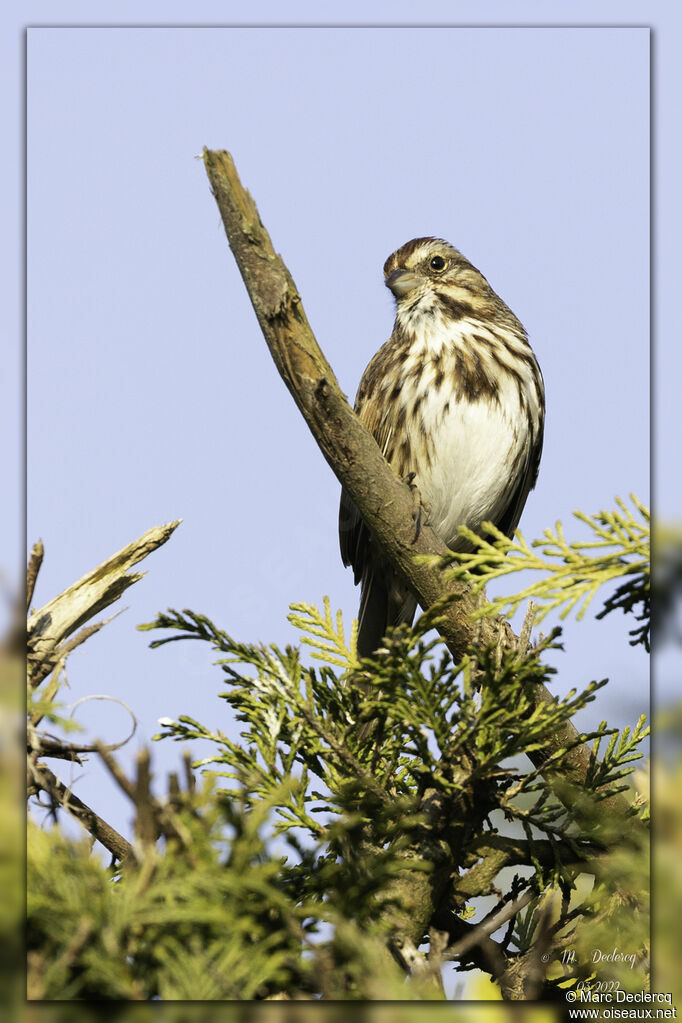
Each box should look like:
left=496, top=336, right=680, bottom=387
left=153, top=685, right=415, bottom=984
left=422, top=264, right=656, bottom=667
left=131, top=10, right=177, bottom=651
left=383, top=237, right=518, bottom=333
left=383, top=236, right=490, bottom=305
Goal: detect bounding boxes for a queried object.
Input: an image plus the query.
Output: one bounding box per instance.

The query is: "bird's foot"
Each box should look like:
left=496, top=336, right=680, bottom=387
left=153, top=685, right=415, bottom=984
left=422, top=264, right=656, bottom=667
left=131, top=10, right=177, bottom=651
left=404, top=472, right=430, bottom=543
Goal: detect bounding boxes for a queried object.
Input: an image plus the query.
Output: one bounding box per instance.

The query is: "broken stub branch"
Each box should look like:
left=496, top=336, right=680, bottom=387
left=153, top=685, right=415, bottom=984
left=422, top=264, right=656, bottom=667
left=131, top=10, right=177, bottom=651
left=27, top=522, right=181, bottom=859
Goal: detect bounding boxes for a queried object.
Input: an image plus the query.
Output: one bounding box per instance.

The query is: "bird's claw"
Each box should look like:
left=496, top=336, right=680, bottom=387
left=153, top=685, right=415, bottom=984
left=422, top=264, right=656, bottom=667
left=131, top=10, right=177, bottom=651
left=404, top=473, right=429, bottom=543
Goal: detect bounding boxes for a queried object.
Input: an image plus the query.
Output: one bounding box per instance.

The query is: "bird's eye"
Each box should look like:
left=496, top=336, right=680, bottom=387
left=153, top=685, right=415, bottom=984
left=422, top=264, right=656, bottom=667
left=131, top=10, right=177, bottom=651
left=430, top=256, right=447, bottom=271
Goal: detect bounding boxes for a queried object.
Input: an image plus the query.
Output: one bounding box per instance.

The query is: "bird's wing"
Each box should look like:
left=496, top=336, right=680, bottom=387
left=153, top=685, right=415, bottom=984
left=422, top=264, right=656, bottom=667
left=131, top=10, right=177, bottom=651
left=495, top=413, right=545, bottom=539
left=338, top=391, right=395, bottom=581
left=338, top=485, right=366, bottom=581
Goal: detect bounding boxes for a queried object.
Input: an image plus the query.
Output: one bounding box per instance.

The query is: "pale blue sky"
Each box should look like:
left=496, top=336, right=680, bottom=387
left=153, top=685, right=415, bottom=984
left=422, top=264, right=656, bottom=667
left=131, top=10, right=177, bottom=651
left=7, top=6, right=678, bottom=970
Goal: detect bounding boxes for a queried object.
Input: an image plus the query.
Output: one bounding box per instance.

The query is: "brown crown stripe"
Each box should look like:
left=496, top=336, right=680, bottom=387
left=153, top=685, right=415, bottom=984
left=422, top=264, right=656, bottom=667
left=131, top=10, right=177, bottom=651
left=383, top=236, right=451, bottom=274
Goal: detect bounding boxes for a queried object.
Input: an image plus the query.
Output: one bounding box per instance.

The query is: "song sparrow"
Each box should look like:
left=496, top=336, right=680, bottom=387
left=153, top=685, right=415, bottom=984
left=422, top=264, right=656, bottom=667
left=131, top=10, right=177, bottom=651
left=339, top=237, right=545, bottom=657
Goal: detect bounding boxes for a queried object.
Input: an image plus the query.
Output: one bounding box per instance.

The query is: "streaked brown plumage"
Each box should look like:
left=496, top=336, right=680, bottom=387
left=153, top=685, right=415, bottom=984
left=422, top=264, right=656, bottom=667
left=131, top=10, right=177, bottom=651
left=339, top=237, right=544, bottom=657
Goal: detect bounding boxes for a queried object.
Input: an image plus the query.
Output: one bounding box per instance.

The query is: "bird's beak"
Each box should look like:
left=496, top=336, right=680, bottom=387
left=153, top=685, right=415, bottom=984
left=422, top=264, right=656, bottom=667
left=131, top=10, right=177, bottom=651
left=385, top=268, right=423, bottom=298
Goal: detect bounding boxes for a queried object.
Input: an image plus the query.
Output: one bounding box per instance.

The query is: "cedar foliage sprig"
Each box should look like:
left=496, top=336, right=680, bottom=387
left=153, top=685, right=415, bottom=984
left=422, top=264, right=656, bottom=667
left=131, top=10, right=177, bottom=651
left=436, top=495, right=649, bottom=650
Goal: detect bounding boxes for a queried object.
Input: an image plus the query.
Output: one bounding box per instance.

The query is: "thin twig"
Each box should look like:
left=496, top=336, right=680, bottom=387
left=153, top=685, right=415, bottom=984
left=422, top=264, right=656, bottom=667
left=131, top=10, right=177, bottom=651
left=445, top=891, right=535, bottom=961
left=97, top=742, right=138, bottom=802
left=518, top=600, right=537, bottom=653
left=29, top=620, right=109, bottom=693
left=28, top=760, right=134, bottom=862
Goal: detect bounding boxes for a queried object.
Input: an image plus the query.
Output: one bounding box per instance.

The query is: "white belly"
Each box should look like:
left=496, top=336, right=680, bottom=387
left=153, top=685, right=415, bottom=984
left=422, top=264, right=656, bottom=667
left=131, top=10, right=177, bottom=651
left=415, top=384, right=528, bottom=549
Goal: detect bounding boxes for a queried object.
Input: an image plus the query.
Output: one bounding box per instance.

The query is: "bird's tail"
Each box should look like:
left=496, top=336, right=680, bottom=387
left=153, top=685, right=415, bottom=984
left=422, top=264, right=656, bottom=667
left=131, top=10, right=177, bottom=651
left=356, top=564, right=418, bottom=659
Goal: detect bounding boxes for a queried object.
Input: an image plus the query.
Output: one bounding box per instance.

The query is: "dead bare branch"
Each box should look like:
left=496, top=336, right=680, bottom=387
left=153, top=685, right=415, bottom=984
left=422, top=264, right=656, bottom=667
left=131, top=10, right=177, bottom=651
left=27, top=520, right=181, bottom=689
